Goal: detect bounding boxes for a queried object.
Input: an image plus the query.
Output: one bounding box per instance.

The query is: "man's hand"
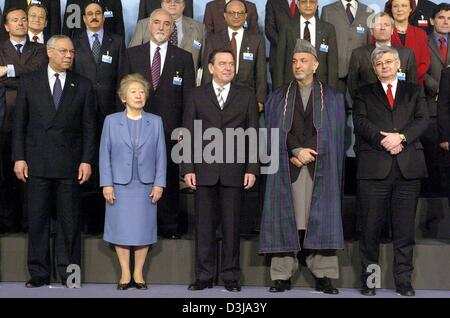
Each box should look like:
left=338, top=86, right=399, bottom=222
left=298, top=148, right=318, bottom=165
left=440, top=142, right=449, bottom=151
left=14, top=160, right=28, bottom=182
left=380, top=131, right=402, bottom=151
left=258, top=102, right=264, bottom=113
left=150, top=186, right=163, bottom=204
left=0, top=66, right=7, bottom=77
left=184, top=173, right=197, bottom=190
left=290, top=157, right=303, bottom=168
left=78, top=163, right=92, bottom=184
left=389, top=144, right=404, bottom=155
left=244, top=173, right=256, bottom=189
left=103, top=186, right=115, bottom=205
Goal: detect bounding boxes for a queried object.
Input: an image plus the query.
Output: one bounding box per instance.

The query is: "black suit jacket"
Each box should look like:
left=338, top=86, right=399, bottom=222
left=437, top=67, right=450, bottom=143
left=273, top=19, right=338, bottom=89
left=0, top=40, right=48, bottom=132
left=202, top=29, right=266, bottom=102
left=122, top=42, right=195, bottom=137
left=409, top=0, right=437, bottom=34
left=203, top=0, right=259, bottom=35
left=0, top=83, right=5, bottom=131
left=138, top=0, right=193, bottom=19
left=62, top=0, right=124, bottom=39
left=348, top=44, right=417, bottom=99
left=12, top=68, right=96, bottom=178
left=265, top=0, right=299, bottom=74
left=73, top=30, right=126, bottom=117
left=181, top=82, right=259, bottom=187
left=353, top=81, right=429, bottom=180
left=4, top=0, right=61, bottom=40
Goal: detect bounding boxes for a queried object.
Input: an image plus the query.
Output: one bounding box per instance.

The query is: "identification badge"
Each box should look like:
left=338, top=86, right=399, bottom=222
left=193, top=40, right=202, bottom=50
left=30, top=0, right=41, bottom=4
left=244, top=20, right=248, bottom=29
left=243, top=52, right=253, bottom=61
left=173, top=76, right=183, bottom=86
left=102, top=54, right=113, bottom=64
left=320, top=43, right=329, bottom=53
left=356, top=26, right=365, bottom=34
left=397, top=71, right=406, bottom=81
left=418, top=15, right=428, bottom=26
left=104, top=11, right=114, bottom=18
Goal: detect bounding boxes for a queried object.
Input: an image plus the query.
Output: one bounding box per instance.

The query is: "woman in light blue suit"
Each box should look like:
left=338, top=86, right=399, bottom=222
left=99, top=74, right=166, bottom=290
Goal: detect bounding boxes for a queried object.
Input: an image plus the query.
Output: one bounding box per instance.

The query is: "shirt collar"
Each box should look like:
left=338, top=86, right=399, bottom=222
left=381, top=77, right=398, bottom=88
left=150, top=40, right=168, bottom=51
left=28, top=31, right=43, bottom=39
left=10, top=38, right=27, bottom=47
left=433, top=32, right=448, bottom=43
left=341, top=0, right=358, bottom=9
left=47, top=65, right=67, bottom=79
left=300, top=15, right=316, bottom=26
left=228, top=27, right=244, bottom=37
left=212, top=80, right=231, bottom=91
left=87, top=28, right=104, bottom=40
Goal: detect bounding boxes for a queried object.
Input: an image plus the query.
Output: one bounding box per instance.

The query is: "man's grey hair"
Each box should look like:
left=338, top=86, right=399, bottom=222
left=149, top=8, right=173, bottom=27
left=369, top=12, right=395, bottom=29
left=47, top=35, right=72, bottom=48
left=371, top=46, right=399, bottom=65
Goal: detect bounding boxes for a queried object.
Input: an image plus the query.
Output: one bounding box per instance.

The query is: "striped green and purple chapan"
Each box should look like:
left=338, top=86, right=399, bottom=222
left=258, top=80, right=346, bottom=254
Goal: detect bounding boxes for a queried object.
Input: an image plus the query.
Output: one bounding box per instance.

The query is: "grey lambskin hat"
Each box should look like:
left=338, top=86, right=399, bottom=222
left=293, top=39, right=318, bottom=60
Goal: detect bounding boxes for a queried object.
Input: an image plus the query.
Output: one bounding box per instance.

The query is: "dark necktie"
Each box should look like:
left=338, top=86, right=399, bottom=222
left=15, top=44, right=23, bottom=56
left=346, top=1, right=354, bottom=24
left=53, top=73, right=63, bottom=110
left=92, top=33, right=101, bottom=63
left=32, top=35, right=39, bottom=43
left=230, top=31, right=238, bottom=61
left=439, top=36, right=447, bottom=62
left=151, top=47, right=161, bottom=90
left=169, top=22, right=178, bottom=46
left=386, top=83, right=394, bottom=109
left=290, top=0, right=297, bottom=17
left=303, top=21, right=311, bottom=43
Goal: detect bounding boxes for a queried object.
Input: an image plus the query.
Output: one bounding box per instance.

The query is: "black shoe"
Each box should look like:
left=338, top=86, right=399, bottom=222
left=315, top=277, right=339, bottom=294
left=187, top=280, right=213, bottom=291
left=133, top=281, right=148, bottom=290
left=25, top=278, right=50, bottom=288
left=224, top=280, right=241, bottom=292
left=396, top=284, right=415, bottom=297
left=269, top=279, right=291, bottom=293
left=360, top=286, right=376, bottom=296
left=117, top=281, right=132, bottom=290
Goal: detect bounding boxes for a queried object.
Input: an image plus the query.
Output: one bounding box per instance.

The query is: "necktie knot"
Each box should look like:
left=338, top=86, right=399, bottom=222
left=304, top=21, right=310, bottom=26
left=439, top=36, right=446, bottom=45
left=387, top=83, right=392, bottom=89
left=232, top=32, right=238, bottom=38
left=15, top=44, right=23, bottom=54
left=32, top=35, right=39, bottom=43
left=54, top=73, right=59, bottom=79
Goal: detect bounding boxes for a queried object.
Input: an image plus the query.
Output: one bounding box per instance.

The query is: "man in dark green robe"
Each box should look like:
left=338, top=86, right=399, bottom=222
left=259, top=39, right=346, bottom=294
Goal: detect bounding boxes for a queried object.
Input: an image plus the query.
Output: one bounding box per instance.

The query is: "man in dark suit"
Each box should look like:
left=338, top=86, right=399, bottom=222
left=123, top=8, right=195, bottom=239
left=0, top=7, right=47, bottom=233
left=4, top=0, right=60, bottom=41
left=62, top=0, right=124, bottom=39
left=437, top=66, right=450, bottom=198
left=353, top=46, right=429, bottom=297
left=203, top=0, right=258, bottom=35
left=12, top=34, right=96, bottom=287
left=265, top=0, right=300, bottom=84
left=422, top=3, right=450, bottom=196
left=348, top=12, right=417, bottom=100
left=273, top=0, right=338, bottom=89
left=72, top=1, right=125, bottom=234
left=202, top=0, right=266, bottom=111
left=139, top=0, right=193, bottom=20
left=182, top=48, right=259, bottom=292
left=27, top=3, right=49, bottom=44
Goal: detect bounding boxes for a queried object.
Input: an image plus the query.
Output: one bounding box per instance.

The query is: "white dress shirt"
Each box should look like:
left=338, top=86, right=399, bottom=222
left=48, top=65, right=67, bottom=94
left=300, top=16, right=316, bottom=47
left=7, top=39, right=27, bottom=78
left=28, top=31, right=44, bottom=44
left=150, top=40, right=168, bottom=76
left=341, top=0, right=358, bottom=17
left=381, top=78, right=398, bottom=99
left=212, top=80, right=231, bottom=105
left=228, top=27, right=244, bottom=73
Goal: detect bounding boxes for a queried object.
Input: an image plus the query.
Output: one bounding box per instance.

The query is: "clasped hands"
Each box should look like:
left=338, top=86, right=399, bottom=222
left=380, top=131, right=403, bottom=155
left=290, top=148, right=318, bottom=168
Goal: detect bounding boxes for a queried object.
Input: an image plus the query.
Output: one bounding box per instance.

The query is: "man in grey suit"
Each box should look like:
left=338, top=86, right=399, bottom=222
left=320, top=0, right=373, bottom=93
left=348, top=12, right=417, bottom=100
left=129, top=0, right=205, bottom=76
left=422, top=3, right=450, bottom=196
left=273, top=0, right=338, bottom=90
left=202, top=0, right=266, bottom=111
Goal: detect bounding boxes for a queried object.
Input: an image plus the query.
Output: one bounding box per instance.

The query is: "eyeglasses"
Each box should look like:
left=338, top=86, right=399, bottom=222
left=28, top=13, right=46, bottom=20
left=298, top=0, right=317, bottom=5
left=225, top=11, right=246, bottom=17
left=374, top=59, right=397, bottom=68
left=50, top=47, right=75, bottom=55
left=163, top=0, right=184, bottom=4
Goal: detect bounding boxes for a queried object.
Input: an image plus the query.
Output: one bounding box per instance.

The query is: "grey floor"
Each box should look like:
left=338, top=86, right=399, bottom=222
left=0, top=283, right=449, bottom=298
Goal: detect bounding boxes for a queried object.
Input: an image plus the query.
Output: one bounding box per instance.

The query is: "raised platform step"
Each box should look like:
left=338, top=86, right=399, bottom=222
left=1, top=236, right=449, bottom=290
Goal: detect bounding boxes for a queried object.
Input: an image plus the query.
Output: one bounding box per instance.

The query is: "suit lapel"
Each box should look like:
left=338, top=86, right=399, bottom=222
left=99, top=33, right=114, bottom=67
left=237, top=31, right=251, bottom=76
left=56, top=71, right=77, bottom=115
left=119, top=111, right=133, bottom=149
left=206, top=82, right=221, bottom=110
left=80, top=32, right=97, bottom=65
left=40, top=68, right=57, bottom=121
left=393, top=80, right=406, bottom=110
left=428, top=35, right=445, bottom=65
left=223, top=83, right=238, bottom=109
left=372, top=81, right=393, bottom=111
left=137, top=112, right=152, bottom=149
left=180, top=18, right=193, bottom=49
left=158, top=44, right=176, bottom=91
left=335, top=2, right=351, bottom=26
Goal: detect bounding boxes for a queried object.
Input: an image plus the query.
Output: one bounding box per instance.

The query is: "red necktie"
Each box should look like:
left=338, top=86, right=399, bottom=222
left=290, top=0, right=297, bottom=17
left=230, top=32, right=238, bottom=61
left=386, top=83, right=394, bottom=109
left=439, top=36, right=447, bottom=62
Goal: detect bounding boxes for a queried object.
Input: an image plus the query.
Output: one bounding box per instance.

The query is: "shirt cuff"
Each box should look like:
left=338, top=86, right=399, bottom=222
left=7, top=65, right=15, bottom=78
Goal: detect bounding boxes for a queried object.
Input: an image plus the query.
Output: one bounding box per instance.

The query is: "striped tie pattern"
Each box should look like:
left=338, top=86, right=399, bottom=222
left=216, top=87, right=224, bottom=109
left=151, top=47, right=161, bottom=90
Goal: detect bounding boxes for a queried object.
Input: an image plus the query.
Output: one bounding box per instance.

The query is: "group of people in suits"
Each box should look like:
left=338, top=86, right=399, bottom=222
left=0, top=0, right=448, bottom=297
